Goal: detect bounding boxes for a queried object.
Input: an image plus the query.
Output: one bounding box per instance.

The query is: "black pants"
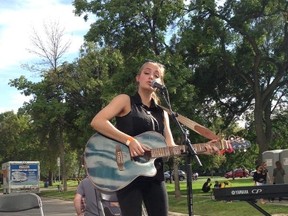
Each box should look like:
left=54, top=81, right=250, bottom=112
left=117, top=177, right=168, bottom=216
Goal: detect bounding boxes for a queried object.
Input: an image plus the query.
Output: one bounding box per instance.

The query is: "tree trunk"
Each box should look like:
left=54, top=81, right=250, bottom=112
left=48, top=170, right=53, bottom=186
left=254, top=96, right=270, bottom=163
left=173, top=161, right=181, bottom=198
left=59, top=128, right=67, bottom=191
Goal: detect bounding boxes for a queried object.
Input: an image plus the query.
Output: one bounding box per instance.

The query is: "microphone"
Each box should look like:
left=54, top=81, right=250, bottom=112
left=151, top=80, right=166, bottom=90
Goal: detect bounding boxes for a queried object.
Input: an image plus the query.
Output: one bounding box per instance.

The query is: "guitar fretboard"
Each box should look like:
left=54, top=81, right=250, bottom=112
left=150, top=146, right=186, bottom=158
left=150, top=140, right=231, bottom=158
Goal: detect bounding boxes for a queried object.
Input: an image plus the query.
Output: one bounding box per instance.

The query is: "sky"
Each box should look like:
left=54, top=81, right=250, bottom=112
left=0, top=0, right=227, bottom=115
left=0, top=0, right=93, bottom=113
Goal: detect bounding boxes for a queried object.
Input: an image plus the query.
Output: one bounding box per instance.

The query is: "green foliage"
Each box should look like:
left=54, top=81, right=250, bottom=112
left=0, top=111, right=42, bottom=163
left=2, top=0, right=288, bottom=196
left=7, top=43, right=127, bottom=180
left=176, top=0, right=288, bottom=155
left=271, top=111, right=288, bottom=150
left=73, top=0, right=185, bottom=57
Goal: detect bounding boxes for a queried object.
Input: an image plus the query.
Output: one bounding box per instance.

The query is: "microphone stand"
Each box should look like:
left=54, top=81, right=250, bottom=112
left=158, top=87, right=202, bottom=216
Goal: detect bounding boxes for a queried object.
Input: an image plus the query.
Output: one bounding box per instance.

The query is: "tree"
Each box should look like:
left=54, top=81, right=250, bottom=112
left=175, top=0, right=288, bottom=158
left=60, top=43, right=125, bottom=155
left=73, top=0, right=185, bottom=59
left=11, top=42, right=127, bottom=182
left=271, top=111, right=288, bottom=149
left=71, top=0, right=234, bottom=199
left=71, top=0, right=288, bottom=198
left=0, top=112, right=41, bottom=163
left=11, top=20, right=72, bottom=190
left=26, top=20, right=71, bottom=73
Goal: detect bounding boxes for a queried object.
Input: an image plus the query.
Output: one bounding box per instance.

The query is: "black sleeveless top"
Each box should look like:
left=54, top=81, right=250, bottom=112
left=116, top=93, right=165, bottom=181
left=116, top=93, right=164, bottom=135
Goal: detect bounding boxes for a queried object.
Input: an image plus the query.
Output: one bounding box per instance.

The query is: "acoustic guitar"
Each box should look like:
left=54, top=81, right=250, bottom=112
left=85, top=131, right=250, bottom=192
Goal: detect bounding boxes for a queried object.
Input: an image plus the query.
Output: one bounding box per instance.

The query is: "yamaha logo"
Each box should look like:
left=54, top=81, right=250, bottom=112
left=230, top=190, right=249, bottom=195
left=230, top=189, right=263, bottom=195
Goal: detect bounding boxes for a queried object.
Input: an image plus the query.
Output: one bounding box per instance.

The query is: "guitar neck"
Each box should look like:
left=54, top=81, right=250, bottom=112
left=192, top=140, right=230, bottom=154
left=150, top=140, right=229, bottom=158
left=150, top=145, right=186, bottom=158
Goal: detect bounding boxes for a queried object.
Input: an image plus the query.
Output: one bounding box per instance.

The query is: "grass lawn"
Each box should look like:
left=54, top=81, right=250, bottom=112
left=39, top=176, right=288, bottom=216
left=167, top=176, right=288, bottom=216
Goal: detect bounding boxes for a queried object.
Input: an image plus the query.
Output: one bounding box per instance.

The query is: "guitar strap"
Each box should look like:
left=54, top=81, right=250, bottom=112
left=158, top=104, right=219, bottom=140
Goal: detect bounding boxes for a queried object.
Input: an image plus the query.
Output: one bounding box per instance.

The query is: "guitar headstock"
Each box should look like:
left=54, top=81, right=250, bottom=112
left=227, top=135, right=251, bottom=152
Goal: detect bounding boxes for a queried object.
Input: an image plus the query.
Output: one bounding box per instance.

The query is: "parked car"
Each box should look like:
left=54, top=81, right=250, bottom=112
left=164, top=171, right=171, bottom=182
left=164, top=170, right=186, bottom=181
left=224, top=168, right=249, bottom=179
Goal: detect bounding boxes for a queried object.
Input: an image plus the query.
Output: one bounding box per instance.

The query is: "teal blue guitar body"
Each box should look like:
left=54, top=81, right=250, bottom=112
left=85, top=131, right=169, bottom=192
left=85, top=131, right=250, bottom=192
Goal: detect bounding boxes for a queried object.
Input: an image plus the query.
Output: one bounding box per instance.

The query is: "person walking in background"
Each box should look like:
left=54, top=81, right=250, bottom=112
left=272, top=161, right=285, bottom=202
left=253, top=165, right=266, bottom=186
left=261, top=161, right=271, bottom=184
left=253, top=165, right=267, bottom=204
left=74, top=177, right=104, bottom=216
left=261, top=161, right=272, bottom=202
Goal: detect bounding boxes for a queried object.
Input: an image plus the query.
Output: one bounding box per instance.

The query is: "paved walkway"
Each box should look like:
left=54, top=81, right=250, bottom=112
left=41, top=197, right=75, bottom=216
left=40, top=197, right=188, bottom=216
left=0, top=196, right=188, bottom=216
left=0, top=195, right=286, bottom=216
left=40, top=198, right=284, bottom=216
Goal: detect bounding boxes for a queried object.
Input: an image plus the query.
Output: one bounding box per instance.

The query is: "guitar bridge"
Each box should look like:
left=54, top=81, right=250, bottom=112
left=115, top=144, right=124, bottom=171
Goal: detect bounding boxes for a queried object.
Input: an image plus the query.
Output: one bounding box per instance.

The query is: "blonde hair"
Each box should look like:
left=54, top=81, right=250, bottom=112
left=137, top=61, right=165, bottom=104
